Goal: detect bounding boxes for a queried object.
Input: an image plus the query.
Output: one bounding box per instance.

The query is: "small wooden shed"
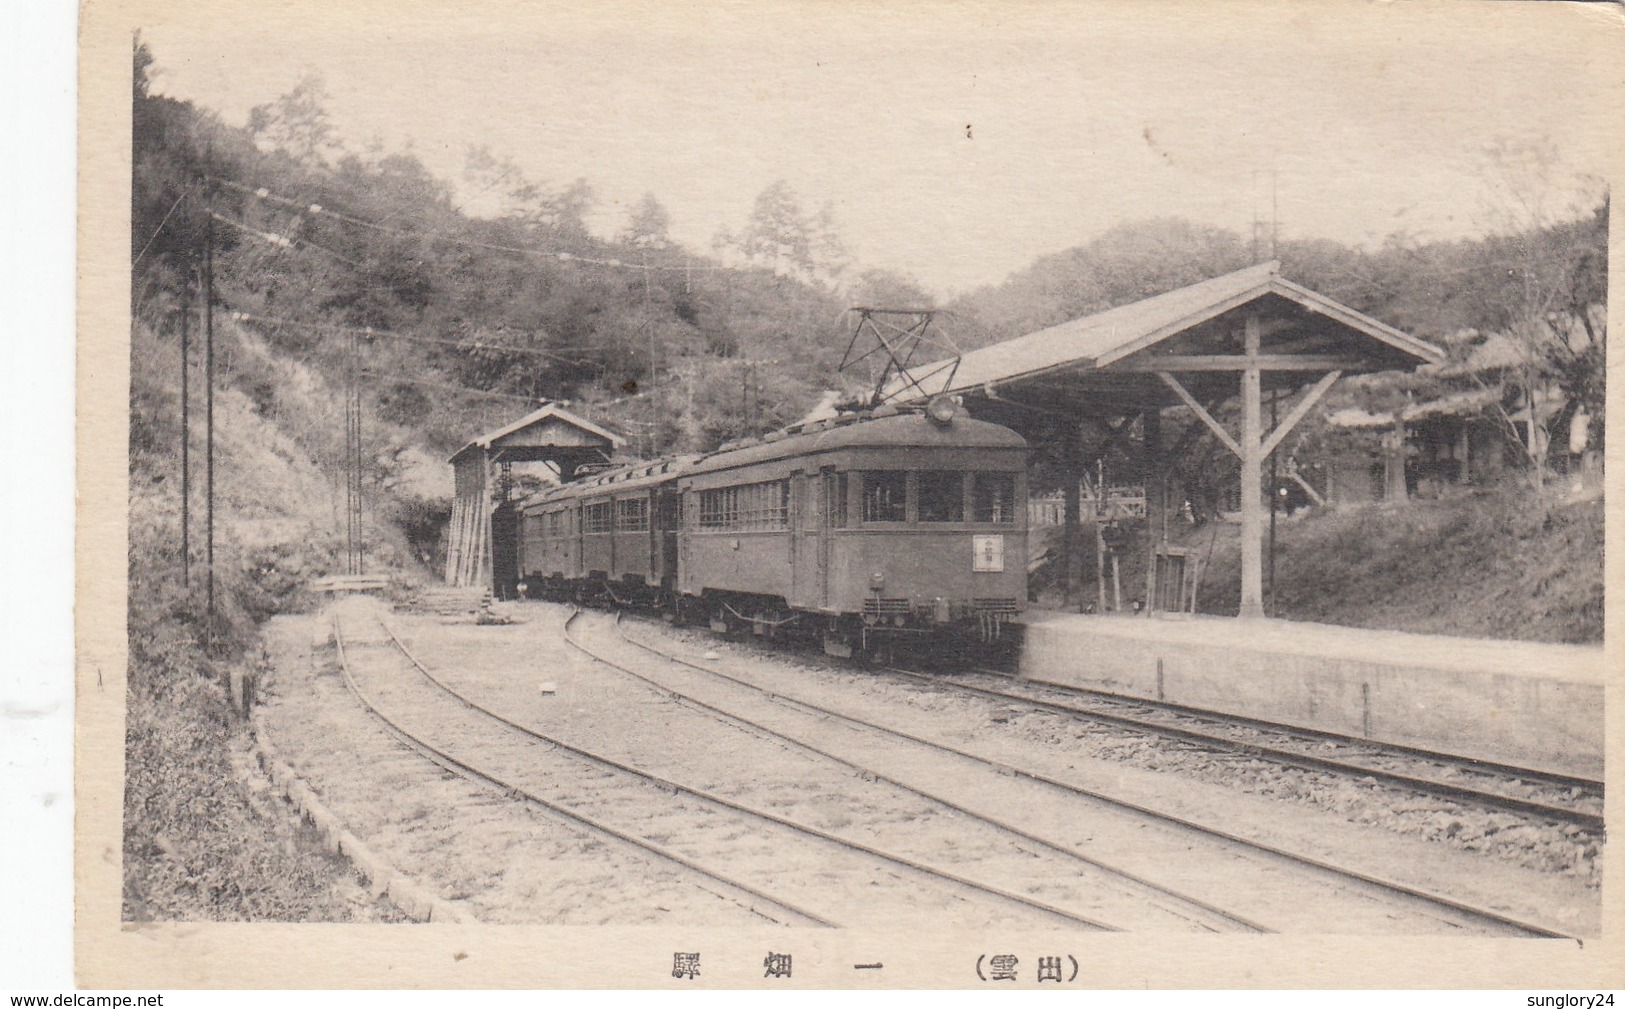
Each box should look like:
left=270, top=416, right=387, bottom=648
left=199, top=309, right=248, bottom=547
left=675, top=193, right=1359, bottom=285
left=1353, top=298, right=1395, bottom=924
left=445, top=403, right=624, bottom=590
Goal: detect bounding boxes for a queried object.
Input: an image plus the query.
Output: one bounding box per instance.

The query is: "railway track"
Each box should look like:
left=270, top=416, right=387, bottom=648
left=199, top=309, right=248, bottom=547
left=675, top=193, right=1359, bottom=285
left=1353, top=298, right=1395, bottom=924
left=886, top=665, right=1605, bottom=834
left=590, top=609, right=1573, bottom=937
left=335, top=609, right=1212, bottom=930
left=331, top=616, right=832, bottom=927
left=557, top=609, right=1270, bottom=933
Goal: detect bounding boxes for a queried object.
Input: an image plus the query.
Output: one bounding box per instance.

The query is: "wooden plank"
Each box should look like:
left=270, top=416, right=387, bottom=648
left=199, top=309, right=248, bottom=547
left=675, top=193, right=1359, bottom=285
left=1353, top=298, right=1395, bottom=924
left=1157, top=372, right=1242, bottom=459
left=1287, top=469, right=1327, bottom=507
left=1115, top=354, right=1365, bottom=373
left=1260, top=370, right=1342, bottom=459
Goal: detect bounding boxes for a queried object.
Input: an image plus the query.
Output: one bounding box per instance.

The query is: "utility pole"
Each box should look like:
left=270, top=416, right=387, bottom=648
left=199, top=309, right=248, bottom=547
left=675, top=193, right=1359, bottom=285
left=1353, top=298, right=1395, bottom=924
left=1142, top=409, right=1161, bottom=616
left=345, top=326, right=364, bottom=575
left=643, top=245, right=656, bottom=391
left=179, top=235, right=191, bottom=588
left=1251, top=168, right=1281, bottom=262
left=1268, top=389, right=1279, bottom=612
left=203, top=178, right=217, bottom=640
left=1270, top=169, right=1279, bottom=260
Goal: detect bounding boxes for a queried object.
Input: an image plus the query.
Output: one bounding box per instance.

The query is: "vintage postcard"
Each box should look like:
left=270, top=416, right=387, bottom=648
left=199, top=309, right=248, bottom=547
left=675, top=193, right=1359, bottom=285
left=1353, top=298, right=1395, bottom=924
left=79, top=0, right=1622, bottom=989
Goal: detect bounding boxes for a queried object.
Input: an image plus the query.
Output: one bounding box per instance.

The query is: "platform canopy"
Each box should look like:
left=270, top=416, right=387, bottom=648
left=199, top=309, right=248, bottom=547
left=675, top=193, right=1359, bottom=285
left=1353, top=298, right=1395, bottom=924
left=889, top=261, right=1440, bottom=420
left=890, top=261, right=1443, bottom=618
left=445, top=402, right=625, bottom=590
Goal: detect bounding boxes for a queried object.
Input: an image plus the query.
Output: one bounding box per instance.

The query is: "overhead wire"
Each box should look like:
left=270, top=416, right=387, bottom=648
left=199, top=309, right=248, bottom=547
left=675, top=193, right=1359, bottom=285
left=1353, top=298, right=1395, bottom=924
left=227, top=309, right=601, bottom=366
left=228, top=308, right=656, bottom=430
left=193, top=172, right=907, bottom=442
left=132, top=184, right=193, bottom=268
left=353, top=369, right=547, bottom=405
left=207, top=174, right=736, bottom=274
left=207, top=209, right=369, bottom=270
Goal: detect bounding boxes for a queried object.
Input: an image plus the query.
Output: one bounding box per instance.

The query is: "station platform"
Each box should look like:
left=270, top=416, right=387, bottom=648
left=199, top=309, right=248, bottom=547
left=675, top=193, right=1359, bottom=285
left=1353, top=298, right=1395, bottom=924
left=1018, top=612, right=1605, bottom=778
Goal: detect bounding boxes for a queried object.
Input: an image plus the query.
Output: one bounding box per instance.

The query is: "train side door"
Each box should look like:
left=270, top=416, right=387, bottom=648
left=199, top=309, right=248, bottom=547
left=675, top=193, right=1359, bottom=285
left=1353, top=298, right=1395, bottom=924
left=572, top=501, right=584, bottom=579
left=786, top=471, right=809, bottom=608
left=656, top=489, right=680, bottom=588
left=817, top=467, right=838, bottom=609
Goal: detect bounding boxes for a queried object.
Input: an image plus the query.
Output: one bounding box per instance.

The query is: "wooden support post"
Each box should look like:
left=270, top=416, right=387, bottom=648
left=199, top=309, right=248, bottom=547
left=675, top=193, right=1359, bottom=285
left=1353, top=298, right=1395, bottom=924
left=1239, top=314, right=1264, bottom=618
left=1142, top=409, right=1161, bottom=615
left=1268, top=390, right=1278, bottom=612
left=1062, top=420, right=1083, bottom=609
left=1095, top=513, right=1107, bottom=613
left=1383, top=420, right=1408, bottom=502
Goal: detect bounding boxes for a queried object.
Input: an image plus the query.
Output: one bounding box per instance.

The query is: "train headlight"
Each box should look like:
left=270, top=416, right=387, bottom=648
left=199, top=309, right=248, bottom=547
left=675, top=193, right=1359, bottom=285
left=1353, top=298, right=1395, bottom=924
left=870, top=571, right=885, bottom=592
left=925, top=395, right=958, bottom=426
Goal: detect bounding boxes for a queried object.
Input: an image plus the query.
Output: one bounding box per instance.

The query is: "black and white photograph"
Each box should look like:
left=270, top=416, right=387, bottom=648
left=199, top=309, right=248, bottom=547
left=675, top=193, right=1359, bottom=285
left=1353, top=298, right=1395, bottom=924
left=69, top=0, right=1620, bottom=990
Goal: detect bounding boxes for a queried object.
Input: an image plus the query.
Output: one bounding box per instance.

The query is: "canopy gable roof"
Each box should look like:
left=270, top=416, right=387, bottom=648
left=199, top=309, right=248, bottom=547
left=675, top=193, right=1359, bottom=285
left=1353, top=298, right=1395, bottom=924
left=449, top=402, right=625, bottom=465
left=888, top=261, right=1443, bottom=420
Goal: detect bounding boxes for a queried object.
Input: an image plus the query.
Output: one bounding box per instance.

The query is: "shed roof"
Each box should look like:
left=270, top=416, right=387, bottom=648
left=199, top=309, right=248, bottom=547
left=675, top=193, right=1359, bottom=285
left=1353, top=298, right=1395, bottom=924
left=449, top=401, right=626, bottom=465
left=885, top=261, right=1443, bottom=420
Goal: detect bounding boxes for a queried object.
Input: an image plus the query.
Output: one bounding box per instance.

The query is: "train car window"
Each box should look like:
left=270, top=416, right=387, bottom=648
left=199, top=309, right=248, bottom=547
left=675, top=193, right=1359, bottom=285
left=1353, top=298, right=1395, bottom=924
left=860, top=471, right=908, bottom=523
left=583, top=501, right=614, bottom=534
left=546, top=511, right=565, bottom=537
left=698, top=481, right=789, bottom=531
left=698, top=487, right=734, bottom=529
left=917, top=471, right=965, bottom=522
left=831, top=472, right=848, bottom=527
left=615, top=498, right=649, bottom=532
left=973, top=473, right=1017, bottom=524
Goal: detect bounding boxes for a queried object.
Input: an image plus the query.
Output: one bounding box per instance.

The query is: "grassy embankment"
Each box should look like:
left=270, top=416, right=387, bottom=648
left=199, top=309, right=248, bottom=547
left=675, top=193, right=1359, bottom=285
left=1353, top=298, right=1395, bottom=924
left=124, top=318, right=428, bottom=921
left=1035, top=485, right=1603, bottom=645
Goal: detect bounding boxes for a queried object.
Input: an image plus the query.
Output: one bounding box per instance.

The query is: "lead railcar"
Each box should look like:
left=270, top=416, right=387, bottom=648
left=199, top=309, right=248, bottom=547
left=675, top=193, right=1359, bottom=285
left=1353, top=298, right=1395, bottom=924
left=516, top=400, right=1028, bottom=656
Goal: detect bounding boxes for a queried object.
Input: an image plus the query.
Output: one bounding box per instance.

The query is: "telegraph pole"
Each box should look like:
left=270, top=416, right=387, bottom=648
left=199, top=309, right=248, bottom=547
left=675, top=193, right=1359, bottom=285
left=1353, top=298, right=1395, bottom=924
left=203, top=178, right=217, bottom=638
left=643, top=245, right=655, bottom=391
left=345, top=325, right=365, bottom=575
left=1268, top=389, right=1279, bottom=612
left=179, top=234, right=191, bottom=588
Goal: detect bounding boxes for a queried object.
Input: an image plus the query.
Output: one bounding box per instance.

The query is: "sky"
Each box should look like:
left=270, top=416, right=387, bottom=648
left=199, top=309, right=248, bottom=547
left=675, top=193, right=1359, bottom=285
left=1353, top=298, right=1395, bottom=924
left=137, top=3, right=1616, bottom=296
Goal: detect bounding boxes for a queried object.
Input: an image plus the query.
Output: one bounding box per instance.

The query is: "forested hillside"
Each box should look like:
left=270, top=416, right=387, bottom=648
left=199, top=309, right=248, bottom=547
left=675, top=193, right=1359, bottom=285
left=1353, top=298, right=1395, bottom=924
left=125, top=37, right=1604, bottom=918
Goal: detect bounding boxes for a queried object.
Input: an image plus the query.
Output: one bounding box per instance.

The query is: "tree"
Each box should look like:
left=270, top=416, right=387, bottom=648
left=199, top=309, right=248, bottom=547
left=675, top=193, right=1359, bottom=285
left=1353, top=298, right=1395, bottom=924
left=847, top=268, right=934, bottom=309
left=735, top=181, right=813, bottom=276
left=246, top=74, right=343, bottom=166
left=949, top=217, right=1251, bottom=346
left=1460, top=140, right=1607, bottom=485
left=536, top=177, right=595, bottom=238
left=624, top=192, right=671, bottom=248
left=807, top=202, right=850, bottom=285
left=462, top=145, right=550, bottom=219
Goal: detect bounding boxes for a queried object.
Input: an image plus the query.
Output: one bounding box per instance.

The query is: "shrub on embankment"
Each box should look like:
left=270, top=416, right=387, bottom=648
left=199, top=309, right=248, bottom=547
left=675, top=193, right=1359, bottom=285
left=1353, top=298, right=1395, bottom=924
left=1029, top=481, right=1603, bottom=645
left=124, top=318, right=402, bottom=920
left=1196, top=486, right=1604, bottom=644
left=1155, top=487, right=1602, bottom=644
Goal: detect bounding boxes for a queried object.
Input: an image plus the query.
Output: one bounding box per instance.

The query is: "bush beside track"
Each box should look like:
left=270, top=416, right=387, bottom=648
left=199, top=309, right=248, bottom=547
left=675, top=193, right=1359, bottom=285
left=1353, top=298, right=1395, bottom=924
left=1032, top=484, right=1602, bottom=645
left=124, top=319, right=412, bottom=921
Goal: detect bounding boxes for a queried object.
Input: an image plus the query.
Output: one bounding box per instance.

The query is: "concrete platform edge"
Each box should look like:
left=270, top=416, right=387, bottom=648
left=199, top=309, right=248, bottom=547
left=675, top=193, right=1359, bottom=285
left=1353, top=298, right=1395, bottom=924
left=1018, top=617, right=1604, bottom=779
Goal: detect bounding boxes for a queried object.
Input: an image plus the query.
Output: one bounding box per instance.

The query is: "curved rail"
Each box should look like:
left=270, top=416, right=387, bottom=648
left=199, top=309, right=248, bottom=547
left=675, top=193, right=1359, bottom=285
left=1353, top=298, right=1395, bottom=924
left=609, top=613, right=1573, bottom=938
left=381, top=612, right=1122, bottom=932
left=330, top=617, right=836, bottom=927
left=557, top=610, right=1267, bottom=933
left=883, top=666, right=1604, bottom=833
